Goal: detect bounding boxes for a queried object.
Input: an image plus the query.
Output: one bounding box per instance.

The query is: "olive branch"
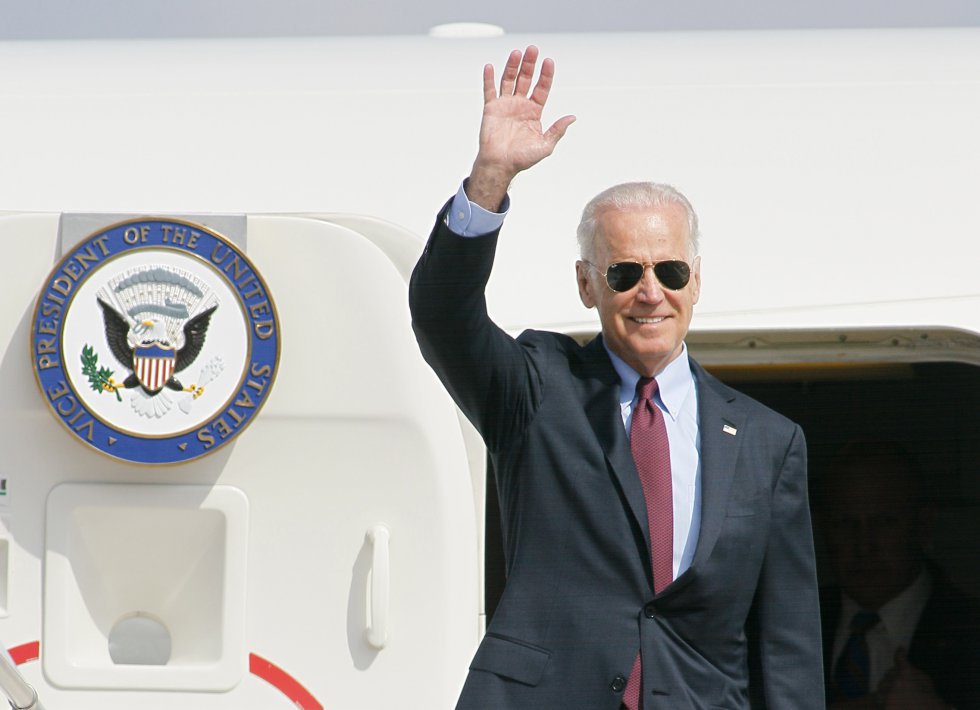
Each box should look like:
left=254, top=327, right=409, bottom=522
left=81, top=345, right=122, bottom=402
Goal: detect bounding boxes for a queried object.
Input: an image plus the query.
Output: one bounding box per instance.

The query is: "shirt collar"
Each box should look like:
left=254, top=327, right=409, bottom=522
left=839, top=567, right=932, bottom=648
left=877, top=568, right=932, bottom=648
left=604, top=341, right=694, bottom=421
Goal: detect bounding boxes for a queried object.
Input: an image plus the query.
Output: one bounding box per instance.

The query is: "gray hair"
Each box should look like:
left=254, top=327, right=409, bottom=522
left=576, top=182, right=701, bottom=261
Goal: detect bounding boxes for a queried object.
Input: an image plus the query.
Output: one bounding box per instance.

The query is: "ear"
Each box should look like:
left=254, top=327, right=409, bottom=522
left=576, top=260, right=596, bottom=308
left=690, top=255, right=702, bottom=305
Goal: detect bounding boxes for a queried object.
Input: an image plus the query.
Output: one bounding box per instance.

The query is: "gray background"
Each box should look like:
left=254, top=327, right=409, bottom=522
left=2, top=0, right=979, bottom=39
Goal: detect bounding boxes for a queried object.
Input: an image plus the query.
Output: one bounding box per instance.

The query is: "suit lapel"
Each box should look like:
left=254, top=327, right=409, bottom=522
left=578, top=337, right=652, bottom=557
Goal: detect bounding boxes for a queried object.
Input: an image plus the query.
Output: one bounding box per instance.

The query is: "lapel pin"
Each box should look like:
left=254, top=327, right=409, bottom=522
left=722, top=424, right=738, bottom=436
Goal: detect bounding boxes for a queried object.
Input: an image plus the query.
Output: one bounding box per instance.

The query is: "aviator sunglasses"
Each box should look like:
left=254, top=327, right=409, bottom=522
left=583, top=259, right=692, bottom=292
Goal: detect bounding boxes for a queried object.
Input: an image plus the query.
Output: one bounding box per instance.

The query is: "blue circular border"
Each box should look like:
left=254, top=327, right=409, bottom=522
left=31, top=218, right=281, bottom=465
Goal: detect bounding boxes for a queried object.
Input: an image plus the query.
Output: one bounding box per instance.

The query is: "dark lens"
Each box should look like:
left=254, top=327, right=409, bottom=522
left=605, top=262, right=644, bottom=292
left=653, top=261, right=691, bottom=290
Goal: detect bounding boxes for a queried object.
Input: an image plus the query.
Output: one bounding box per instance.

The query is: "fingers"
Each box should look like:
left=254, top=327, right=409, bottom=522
left=482, top=63, right=496, bottom=104
left=513, top=45, right=539, bottom=96
left=498, top=48, right=525, bottom=96
left=494, top=45, right=554, bottom=101
left=529, top=56, right=556, bottom=105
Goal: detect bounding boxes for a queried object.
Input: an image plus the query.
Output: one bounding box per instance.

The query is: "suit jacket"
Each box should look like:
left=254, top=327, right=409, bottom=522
left=409, top=206, right=824, bottom=709
left=822, top=574, right=980, bottom=708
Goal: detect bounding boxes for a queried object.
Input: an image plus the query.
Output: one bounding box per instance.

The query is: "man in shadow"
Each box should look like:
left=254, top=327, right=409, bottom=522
left=817, top=441, right=980, bottom=709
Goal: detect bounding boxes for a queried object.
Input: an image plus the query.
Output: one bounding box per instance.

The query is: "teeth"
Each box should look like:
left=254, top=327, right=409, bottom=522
left=632, top=317, right=665, bottom=324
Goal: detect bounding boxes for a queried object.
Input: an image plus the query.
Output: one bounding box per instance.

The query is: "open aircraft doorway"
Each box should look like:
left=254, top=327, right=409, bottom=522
left=693, top=330, right=980, bottom=599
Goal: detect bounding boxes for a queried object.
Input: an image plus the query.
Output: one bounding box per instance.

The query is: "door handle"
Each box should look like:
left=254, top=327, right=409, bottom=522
left=366, top=525, right=390, bottom=649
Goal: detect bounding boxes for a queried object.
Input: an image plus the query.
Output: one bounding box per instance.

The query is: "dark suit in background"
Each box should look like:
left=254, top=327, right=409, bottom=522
left=818, top=441, right=980, bottom=709
left=821, top=577, right=980, bottom=709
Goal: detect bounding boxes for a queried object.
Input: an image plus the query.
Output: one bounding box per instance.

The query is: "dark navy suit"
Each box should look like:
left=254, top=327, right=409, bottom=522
left=409, top=207, right=823, bottom=709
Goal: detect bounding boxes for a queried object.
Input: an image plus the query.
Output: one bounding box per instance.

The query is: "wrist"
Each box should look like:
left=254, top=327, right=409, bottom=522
left=466, top=161, right=515, bottom=212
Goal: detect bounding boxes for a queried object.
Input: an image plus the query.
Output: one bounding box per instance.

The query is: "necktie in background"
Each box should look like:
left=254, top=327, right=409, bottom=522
left=831, top=610, right=880, bottom=700
left=622, top=377, right=673, bottom=710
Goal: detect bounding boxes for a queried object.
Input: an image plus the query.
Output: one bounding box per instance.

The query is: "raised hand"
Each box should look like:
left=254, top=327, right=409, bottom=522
left=467, top=45, right=576, bottom=211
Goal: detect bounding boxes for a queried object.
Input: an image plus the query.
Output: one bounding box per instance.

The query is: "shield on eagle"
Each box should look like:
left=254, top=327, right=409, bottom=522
left=133, top=343, right=178, bottom=392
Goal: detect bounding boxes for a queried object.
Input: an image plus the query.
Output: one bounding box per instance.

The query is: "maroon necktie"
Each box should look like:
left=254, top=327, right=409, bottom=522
left=622, top=377, right=673, bottom=710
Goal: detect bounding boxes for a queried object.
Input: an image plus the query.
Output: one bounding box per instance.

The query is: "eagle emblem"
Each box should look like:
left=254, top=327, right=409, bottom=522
left=88, top=266, right=223, bottom=418
left=99, top=299, right=216, bottom=394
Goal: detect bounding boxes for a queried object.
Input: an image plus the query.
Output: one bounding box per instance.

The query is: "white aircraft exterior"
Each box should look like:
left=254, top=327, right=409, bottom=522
left=0, top=27, right=977, bottom=709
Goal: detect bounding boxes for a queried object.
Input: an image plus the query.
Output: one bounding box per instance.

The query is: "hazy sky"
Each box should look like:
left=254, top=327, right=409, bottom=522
left=2, top=0, right=979, bottom=39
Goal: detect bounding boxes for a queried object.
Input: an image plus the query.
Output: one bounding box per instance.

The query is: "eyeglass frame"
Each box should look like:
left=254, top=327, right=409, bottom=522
left=581, top=258, right=693, bottom=293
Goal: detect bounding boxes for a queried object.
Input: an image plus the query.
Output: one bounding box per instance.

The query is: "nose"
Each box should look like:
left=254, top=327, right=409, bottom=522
left=634, top=265, right=665, bottom=302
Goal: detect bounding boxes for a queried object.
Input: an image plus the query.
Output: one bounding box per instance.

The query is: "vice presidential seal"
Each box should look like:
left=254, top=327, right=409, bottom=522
left=31, top=218, right=280, bottom=465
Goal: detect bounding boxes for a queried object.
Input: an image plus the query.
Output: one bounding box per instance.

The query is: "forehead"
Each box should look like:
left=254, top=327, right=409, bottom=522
left=594, top=205, right=690, bottom=259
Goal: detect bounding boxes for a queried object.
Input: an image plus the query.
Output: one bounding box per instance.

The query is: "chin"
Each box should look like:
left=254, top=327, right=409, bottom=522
left=636, top=342, right=681, bottom=363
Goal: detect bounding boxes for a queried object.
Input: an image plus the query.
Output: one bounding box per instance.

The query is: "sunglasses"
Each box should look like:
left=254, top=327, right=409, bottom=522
left=583, top=259, right=691, bottom=292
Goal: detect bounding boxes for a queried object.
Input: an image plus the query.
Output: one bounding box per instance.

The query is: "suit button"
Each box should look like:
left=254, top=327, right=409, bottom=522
left=643, top=602, right=657, bottom=618
left=610, top=674, right=627, bottom=692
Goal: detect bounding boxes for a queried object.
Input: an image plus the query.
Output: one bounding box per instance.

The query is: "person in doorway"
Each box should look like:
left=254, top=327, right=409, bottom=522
left=409, top=46, right=823, bottom=708
left=819, top=440, right=980, bottom=709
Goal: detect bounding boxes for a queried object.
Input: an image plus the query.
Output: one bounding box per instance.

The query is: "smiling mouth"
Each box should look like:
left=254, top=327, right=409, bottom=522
left=630, top=316, right=666, bottom=325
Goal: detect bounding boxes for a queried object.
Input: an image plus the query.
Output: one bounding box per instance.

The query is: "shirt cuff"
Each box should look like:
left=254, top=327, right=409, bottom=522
left=446, top=181, right=509, bottom=237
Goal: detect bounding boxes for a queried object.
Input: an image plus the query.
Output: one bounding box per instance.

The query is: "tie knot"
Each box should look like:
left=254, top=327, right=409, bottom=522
left=850, top=611, right=880, bottom=635
left=636, top=377, right=659, bottom=402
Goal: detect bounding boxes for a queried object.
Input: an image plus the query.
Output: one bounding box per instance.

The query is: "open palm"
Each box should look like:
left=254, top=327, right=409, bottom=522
left=468, top=46, right=575, bottom=210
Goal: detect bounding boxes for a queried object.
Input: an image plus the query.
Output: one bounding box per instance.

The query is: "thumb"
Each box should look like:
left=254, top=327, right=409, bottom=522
left=544, top=114, right=577, bottom=147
